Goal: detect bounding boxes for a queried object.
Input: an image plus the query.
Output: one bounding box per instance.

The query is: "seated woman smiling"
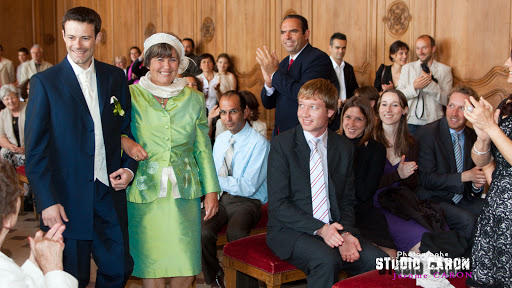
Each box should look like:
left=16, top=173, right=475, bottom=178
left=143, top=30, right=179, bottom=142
left=339, top=97, right=396, bottom=257
left=0, top=84, right=26, bottom=168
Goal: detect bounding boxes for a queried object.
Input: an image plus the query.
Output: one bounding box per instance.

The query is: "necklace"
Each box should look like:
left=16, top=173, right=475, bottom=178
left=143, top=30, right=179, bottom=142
left=155, top=96, right=166, bottom=108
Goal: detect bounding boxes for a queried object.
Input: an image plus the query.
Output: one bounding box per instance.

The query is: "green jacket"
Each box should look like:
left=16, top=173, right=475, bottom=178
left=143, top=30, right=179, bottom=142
left=127, top=84, right=220, bottom=203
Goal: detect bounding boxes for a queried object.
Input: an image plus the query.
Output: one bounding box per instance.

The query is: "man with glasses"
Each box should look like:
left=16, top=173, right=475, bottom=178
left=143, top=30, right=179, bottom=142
left=201, top=90, right=269, bottom=288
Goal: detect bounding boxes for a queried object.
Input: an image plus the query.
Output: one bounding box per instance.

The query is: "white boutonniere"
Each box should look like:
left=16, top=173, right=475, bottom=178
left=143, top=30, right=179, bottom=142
left=111, top=96, right=125, bottom=116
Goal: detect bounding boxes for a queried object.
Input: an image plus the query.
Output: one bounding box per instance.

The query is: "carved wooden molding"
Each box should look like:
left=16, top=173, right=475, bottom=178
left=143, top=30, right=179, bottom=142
left=453, top=66, right=508, bottom=87
left=234, top=64, right=260, bottom=78
left=354, top=61, right=371, bottom=77
left=201, top=17, right=215, bottom=41
left=235, top=64, right=265, bottom=88
left=383, top=1, right=411, bottom=37
left=245, top=78, right=266, bottom=89
left=145, top=23, right=156, bottom=40
left=481, top=88, right=509, bottom=106
left=283, top=9, right=297, bottom=18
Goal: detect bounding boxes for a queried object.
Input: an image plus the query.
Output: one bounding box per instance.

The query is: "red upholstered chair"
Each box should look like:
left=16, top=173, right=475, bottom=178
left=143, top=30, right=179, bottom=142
left=223, top=233, right=306, bottom=288
left=332, top=269, right=470, bottom=288
left=16, top=166, right=37, bottom=219
left=216, top=202, right=268, bottom=246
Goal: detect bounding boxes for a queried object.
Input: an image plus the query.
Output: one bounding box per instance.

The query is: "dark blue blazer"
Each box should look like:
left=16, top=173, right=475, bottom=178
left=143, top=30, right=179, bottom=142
left=266, top=126, right=358, bottom=259
left=25, top=57, right=137, bottom=239
left=260, top=44, right=340, bottom=135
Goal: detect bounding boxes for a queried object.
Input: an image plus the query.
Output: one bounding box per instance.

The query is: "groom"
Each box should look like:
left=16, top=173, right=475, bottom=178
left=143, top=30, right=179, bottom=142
left=25, top=6, right=137, bottom=288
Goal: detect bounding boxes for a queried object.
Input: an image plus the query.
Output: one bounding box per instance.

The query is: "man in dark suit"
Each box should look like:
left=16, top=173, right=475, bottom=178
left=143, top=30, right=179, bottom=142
left=266, top=79, right=387, bottom=288
left=256, top=14, right=339, bottom=136
left=328, top=32, right=359, bottom=131
left=25, top=7, right=137, bottom=288
left=416, top=85, right=486, bottom=240
left=182, top=38, right=202, bottom=76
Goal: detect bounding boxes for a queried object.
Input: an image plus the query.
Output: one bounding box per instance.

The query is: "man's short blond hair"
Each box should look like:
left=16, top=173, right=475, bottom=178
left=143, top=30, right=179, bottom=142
left=297, top=79, right=338, bottom=113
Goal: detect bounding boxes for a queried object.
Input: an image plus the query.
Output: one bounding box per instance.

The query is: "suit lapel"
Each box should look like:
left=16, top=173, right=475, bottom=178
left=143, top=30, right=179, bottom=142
left=327, top=130, right=341, bottom=220
left=58, top=58, right=89, bottom=111
left=95, top=61, right=108, bottom=115
left=440, top=118, right=457, bottom=171
left=293, top=126, right=315, bottom=213
left=463, top=127, right=475, bottom=170
left=287, top=44, right=311, bottom=74
left=293, top=126, right=311, bottom=167
left=280, top=55, right=291, bottom=72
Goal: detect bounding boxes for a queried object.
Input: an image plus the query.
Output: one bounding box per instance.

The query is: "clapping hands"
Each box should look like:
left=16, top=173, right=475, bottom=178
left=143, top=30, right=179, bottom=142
left=28, top=223, right=66, bottom=274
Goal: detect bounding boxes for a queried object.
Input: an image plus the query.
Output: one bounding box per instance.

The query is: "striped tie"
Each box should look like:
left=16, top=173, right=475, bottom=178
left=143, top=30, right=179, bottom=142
left=452, top=132, right=463, bottom=204
left=219, top=136, right=235, bottom=177
left=309, top=139, right=329, bottom=223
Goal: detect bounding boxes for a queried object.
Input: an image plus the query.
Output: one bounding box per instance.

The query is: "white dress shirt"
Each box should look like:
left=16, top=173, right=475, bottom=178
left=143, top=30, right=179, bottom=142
left=68, top=55, right=109, bottom=186
left=304, top=129, right=332, bottom=222
left=330, top=57, right=346, bottom=101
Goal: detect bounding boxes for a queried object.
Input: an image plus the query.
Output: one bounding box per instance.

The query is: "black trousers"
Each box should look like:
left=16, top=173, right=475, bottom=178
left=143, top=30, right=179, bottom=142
left=201, top=193, right=261, bottom=285
left=435, top=196, right=484, bottom=241
left=62, top=180, right=133, bottom=288
left=286, top=233, right=388, bottom=288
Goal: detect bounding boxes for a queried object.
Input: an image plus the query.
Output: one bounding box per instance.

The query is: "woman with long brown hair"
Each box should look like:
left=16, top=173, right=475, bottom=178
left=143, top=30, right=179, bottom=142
left=373, top=89, right=430, bottom=253
left=339, top=96, right=395, bottom=256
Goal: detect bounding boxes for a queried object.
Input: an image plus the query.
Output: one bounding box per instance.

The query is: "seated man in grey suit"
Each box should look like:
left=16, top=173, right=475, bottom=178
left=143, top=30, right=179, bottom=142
left=266, top=79, right=387, bottom=288
left=416, top=85, right=486, bottom=240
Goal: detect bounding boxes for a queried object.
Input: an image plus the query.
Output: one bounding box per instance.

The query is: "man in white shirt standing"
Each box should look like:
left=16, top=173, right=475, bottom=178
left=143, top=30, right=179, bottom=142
left=329, top=33, right=359, bottom=105
left=329, top=32, right=359, bottom=130
left=397, top=35, right=453, bottom=135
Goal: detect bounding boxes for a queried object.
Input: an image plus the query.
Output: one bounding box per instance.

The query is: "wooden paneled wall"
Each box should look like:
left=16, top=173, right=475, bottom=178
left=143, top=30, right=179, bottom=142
left=1, top=0, right=511, bottom=130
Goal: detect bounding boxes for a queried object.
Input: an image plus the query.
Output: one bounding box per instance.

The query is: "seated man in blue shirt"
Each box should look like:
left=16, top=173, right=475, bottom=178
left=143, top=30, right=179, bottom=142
left=416, top=85, right=486, bottom=241
left=201, top=90, right=270, bottom=288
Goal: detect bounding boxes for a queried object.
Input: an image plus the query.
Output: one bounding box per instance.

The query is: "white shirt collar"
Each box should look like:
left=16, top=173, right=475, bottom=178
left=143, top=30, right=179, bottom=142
left=330, top=57, right=345, bottom=69
left=449, top=127, right=465, bottom=137
left=67, top=54, right=95, bottom=76
left=303, top=128, right=328, bottom=148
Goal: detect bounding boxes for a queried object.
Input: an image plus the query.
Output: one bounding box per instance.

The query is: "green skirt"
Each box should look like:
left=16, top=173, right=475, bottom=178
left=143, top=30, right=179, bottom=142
left=127, top=195, right=201, bottom=278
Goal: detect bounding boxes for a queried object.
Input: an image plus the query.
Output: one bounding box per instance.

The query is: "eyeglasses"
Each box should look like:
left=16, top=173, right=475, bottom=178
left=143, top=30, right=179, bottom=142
left=219, top=109, right=241, bottom=116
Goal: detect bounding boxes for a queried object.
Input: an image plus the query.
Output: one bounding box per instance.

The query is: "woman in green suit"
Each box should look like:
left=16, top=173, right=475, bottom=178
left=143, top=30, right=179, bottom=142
left=122, top=33, right=220, bottom=288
